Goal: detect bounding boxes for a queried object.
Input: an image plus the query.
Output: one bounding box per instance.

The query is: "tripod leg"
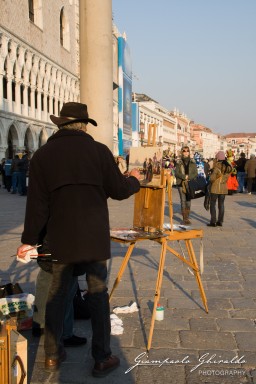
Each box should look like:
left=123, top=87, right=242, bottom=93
left=109, top=242, right=136, bottom=301
left=185, top=239, right=208, bottom=313
left=147, top=239, right=167, bottom=351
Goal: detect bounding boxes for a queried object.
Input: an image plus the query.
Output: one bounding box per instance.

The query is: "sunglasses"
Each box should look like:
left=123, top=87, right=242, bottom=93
left=182, top=149, right=190, bottom=153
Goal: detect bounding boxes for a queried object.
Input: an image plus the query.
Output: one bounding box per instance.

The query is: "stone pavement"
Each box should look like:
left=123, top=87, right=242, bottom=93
left=0, top=185, right=256, bottom=384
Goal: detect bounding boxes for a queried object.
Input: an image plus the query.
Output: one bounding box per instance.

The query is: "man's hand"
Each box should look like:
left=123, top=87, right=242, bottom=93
left=129, top=168, right=141, bottom=180
left=16, top=244, right=38, bottom=263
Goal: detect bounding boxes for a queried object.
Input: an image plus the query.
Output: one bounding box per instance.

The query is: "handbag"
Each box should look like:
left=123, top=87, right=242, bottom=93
left=186, top=176, right=207, bottom=199
left=0, top=283, right=23, bottom=299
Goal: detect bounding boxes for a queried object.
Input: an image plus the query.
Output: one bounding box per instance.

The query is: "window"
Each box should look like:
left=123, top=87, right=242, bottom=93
left=28, top=86, right=31, bottom=107
left=35, top=89, right=38, bottom=109
left=3, top=77, right=7, bottom=99
left=60, top=8, right=64, bottom=46
left=60, top=7, right=70, bottom=50
left=28, top=0, right=34, bottom=22
left=20, top=84, right=24, bottom=105
left=41, top=94, right=44, bottom=111
left=12, top=80, right=15, bottom=102
left=28, top=0, right=43, bottom=28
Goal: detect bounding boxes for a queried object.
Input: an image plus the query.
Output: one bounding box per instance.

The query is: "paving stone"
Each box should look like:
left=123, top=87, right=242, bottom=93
left=230, top=309, right=256, bottom=318
left=180, top=331, right=237, bottom=350
left=189, top=318, right=218, bottom=331
left=234, top=332, right=256, bottom=351
left=231, top=298, right=256, bottom=309
left=216, top=318, right=256, bottom=332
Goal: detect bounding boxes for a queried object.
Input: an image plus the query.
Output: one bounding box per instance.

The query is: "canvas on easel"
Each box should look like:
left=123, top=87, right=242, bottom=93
left=129, top=146, right=164, bottom=188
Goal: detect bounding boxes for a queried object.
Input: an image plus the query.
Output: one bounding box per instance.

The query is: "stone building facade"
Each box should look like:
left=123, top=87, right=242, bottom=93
left=0, top=0, right=80, bottom=159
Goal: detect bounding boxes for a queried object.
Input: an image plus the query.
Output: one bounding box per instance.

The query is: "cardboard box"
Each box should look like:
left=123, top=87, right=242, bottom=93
left=0, top=325, right=9, bottom=384
left=10, top=330, right=27, bottom=384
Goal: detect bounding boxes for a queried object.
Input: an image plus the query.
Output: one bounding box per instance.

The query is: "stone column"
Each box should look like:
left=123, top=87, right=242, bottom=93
left=7, top=76, right=13, bottom=112
left=0, top=74, right=4, bottom=110
left=14, top=79, right=21, bottom=114
left=79, top=0, right=113, bottom=150
left=30, top=86, right=36, bottom=118
left=23, top=84, right=28, bottom=116
left=37, top=89, right=42, bottom=120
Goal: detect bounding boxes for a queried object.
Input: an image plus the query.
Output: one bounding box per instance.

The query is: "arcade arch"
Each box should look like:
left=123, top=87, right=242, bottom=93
left=24, top=127, right=35, bottom=154
left=6, top=124, right=19, bottom=158
left=38, top=127, right=48, bottom=147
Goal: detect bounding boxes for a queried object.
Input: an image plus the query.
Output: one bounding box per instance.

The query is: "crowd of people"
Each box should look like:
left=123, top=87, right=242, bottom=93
left=0, top=152, right=30, bottom=196
left=1, top=108, right=254, bottom=379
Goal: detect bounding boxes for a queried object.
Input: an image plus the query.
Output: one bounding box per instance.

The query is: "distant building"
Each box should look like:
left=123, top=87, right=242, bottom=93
left=190, top=123, right=220, bottom=159
left=0, top=0, right=80, bottom=160
left=225, top=133, right=256, bottom=159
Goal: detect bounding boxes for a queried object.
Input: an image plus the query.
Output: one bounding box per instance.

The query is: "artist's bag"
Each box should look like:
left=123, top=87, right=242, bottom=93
left=0, top=283, right=23, bottom=299
left=186, top=177, right=207, bottom=199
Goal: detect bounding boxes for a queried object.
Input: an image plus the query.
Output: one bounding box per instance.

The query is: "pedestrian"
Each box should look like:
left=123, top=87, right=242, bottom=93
left=175, top=146, right=198, bottom=224
left=18, top=152, right=29, bottom=196
left=235, top=152, right=247, bottom=193
left=1, top=158, right=6, bottom=188
left=244, top=154, right=256, bottom=195
left=4, top=158, right=12, bottom=192
left=207, top=151, right=232, bottom=227
left=11, top=155, right=21, bottom=194
left=17, top=102, right=140, bottom=377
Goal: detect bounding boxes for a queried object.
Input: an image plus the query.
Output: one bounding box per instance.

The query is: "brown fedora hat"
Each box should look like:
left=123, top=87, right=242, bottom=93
left=50, top=102, right=97, bottom=127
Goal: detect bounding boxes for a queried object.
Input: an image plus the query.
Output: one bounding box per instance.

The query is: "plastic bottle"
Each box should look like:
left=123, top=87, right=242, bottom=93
left=155, top=303, right=164, bottom=321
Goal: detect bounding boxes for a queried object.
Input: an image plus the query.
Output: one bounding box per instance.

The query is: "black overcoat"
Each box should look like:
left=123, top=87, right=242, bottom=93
left=21, top=129, right=140, bottom=264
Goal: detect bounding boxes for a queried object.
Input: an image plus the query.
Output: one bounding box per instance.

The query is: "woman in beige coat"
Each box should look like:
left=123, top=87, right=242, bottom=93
left=207, top=151, right=232, bottom=227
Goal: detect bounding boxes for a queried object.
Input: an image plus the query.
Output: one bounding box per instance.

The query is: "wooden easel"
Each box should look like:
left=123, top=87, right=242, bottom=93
left=110, top=131, right=208, bottom=351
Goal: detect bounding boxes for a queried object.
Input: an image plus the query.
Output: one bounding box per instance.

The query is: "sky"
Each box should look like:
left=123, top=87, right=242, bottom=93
left=112, top=0, right=256, bottom=135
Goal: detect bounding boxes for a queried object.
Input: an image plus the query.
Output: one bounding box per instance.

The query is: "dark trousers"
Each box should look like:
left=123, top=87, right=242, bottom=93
left=44, top=260, right=111, bottom=362
left=178, top=186, right=191, bottom=211
left=210, top=193, right=225, bottom=224
left=247, top=178, right=254, bottom=193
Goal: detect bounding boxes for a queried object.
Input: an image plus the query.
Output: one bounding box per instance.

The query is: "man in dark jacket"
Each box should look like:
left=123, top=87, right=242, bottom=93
left=17, top=102, right=140, bottom=377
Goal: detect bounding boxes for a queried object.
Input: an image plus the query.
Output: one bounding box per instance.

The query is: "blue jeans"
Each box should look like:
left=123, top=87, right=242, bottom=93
left=237, top=171, right=245, bottom=192
left=210, top=194, right=225, bottom=224
left=11, top=171, right=20, bottom=193
left=44, top=261, right=111, bottom=362
left=33, top=268, right=77, bottom=338
left=18, top=170, right=27, bottom=195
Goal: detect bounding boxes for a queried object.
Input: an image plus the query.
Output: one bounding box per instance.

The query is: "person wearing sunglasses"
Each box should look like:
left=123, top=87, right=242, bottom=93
left=175, top=146, right=198, bottom=224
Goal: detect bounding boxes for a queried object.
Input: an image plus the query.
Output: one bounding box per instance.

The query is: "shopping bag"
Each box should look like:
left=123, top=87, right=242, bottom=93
left=0, top=283, right=34, bottom=331
left=187, top=177, right=207, bottom=199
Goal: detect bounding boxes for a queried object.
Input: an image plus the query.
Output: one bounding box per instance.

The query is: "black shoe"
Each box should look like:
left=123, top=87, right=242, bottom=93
left=216, top=222, right=223, bottom=226
left=207, top=223, right=216, bottom=227
left=63, top=334, right=87, bottom=347
left=92, top=355, right=120, bottom=378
